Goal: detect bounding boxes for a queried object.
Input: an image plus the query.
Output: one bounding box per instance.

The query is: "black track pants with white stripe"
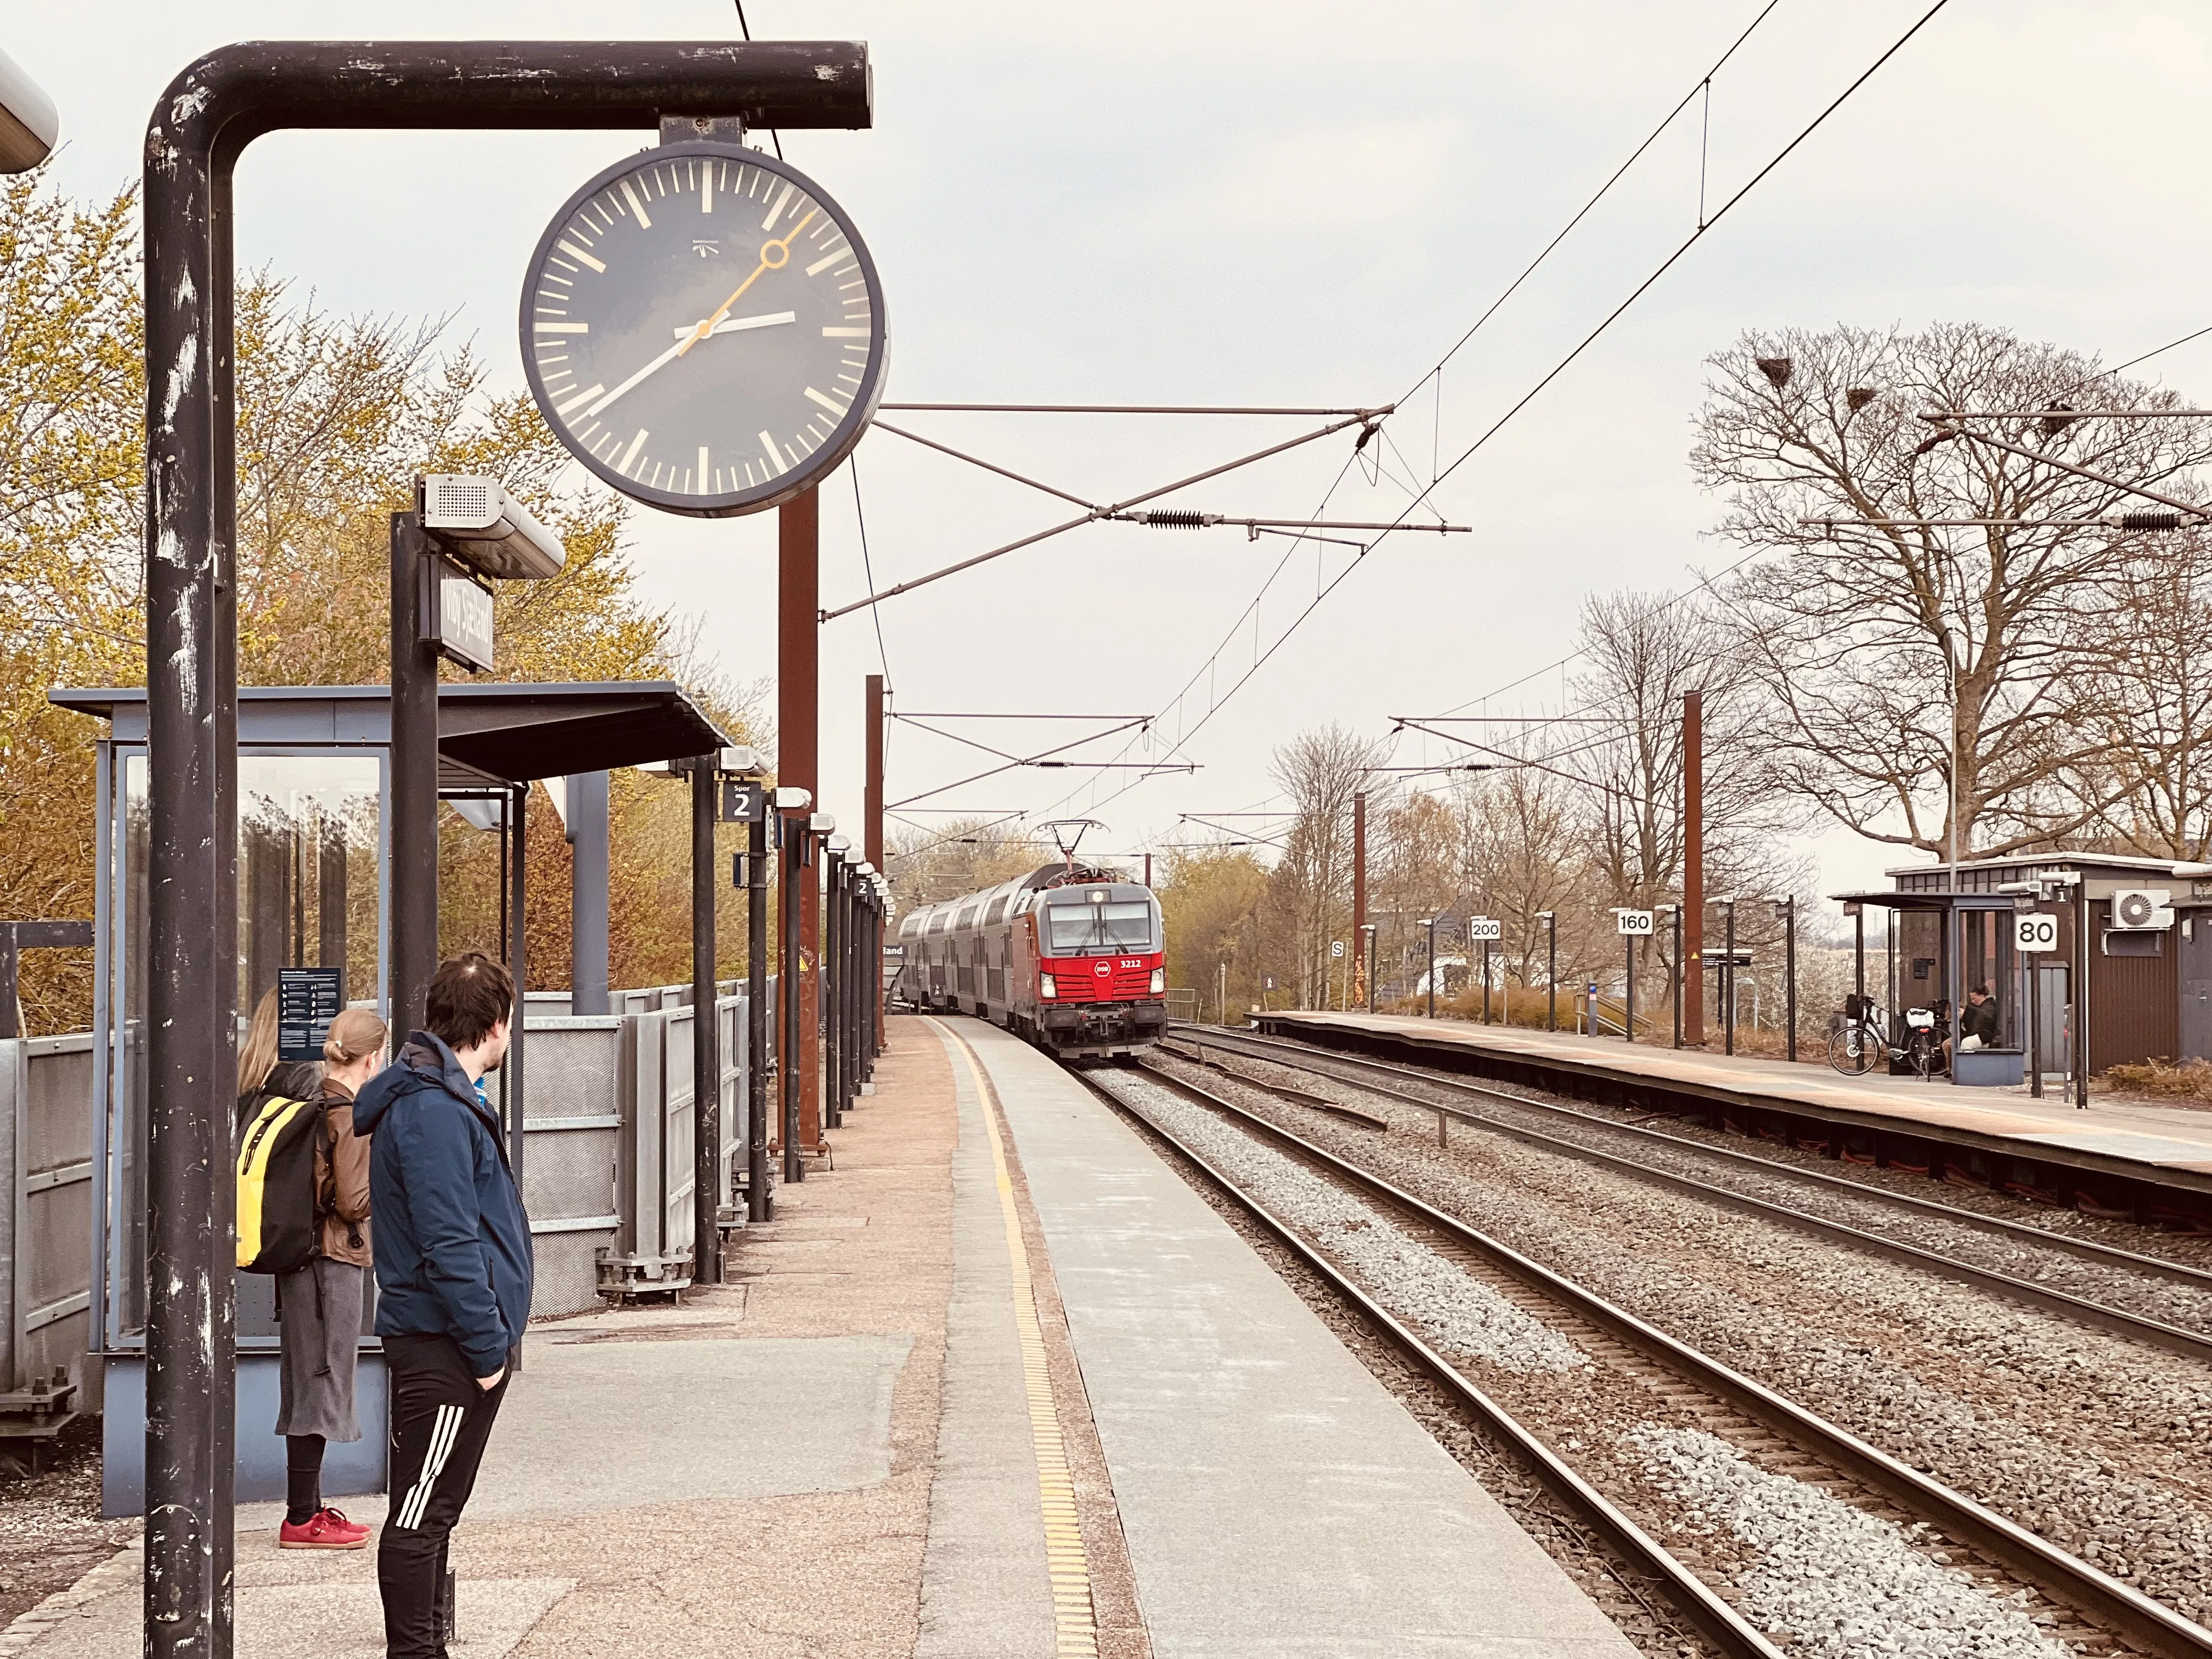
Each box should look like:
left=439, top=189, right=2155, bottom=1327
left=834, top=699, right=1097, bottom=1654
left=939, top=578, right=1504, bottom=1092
left=378, top=1333, right=510, bottom=1658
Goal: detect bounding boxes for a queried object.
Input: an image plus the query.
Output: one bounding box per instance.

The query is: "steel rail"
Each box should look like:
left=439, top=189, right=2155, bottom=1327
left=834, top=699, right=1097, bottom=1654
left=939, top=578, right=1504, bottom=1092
left=1128, top=1059, right=2212, bottom=1659
left=1163, top=1034, right=2212, bottom=1364
left=1070, top=1066, right=1785, bottom=1659
left=1183, top=1025, right=2212, bottom=1298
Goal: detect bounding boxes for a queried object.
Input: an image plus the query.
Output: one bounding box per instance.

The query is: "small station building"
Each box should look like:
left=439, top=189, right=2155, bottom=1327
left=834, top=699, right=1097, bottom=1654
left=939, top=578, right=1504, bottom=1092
left=1833, top=850, right=2212, bottom=1081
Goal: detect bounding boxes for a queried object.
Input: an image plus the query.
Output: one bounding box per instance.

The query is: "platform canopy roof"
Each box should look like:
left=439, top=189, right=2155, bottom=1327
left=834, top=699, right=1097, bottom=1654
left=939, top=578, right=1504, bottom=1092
left=48, top=681, right=730, bottom=788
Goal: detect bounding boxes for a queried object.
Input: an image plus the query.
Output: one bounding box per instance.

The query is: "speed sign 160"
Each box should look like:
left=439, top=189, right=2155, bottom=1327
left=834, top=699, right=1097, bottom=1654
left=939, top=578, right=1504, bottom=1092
left=2016, top=913, right=2059, bottom=952
left=1617, top=909, right=1655, bottom=936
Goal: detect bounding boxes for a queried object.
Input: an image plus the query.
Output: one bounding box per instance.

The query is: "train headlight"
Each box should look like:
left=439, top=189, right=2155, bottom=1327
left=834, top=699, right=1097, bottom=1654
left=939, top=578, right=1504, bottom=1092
left=1039, top=975, right=1057, bottom=999
left=1149, top=968, right=1165, bottom=995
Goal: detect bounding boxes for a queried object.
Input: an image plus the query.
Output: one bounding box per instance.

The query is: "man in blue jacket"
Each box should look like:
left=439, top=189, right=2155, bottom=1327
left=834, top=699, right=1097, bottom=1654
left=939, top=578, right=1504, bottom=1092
left=353, top=952, right=532, bottom=1658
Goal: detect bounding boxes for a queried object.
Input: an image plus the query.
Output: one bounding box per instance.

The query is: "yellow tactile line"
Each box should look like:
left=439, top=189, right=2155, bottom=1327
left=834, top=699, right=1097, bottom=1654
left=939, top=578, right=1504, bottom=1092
left=944, top=1025, right=1102, bottom=1658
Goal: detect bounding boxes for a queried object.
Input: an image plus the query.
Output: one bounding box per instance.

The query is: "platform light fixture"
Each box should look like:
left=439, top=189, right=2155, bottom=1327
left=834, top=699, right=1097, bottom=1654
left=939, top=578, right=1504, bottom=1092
left=419, top=474, right=568, bottom=579
left=0, top=48, right=59, bottom=173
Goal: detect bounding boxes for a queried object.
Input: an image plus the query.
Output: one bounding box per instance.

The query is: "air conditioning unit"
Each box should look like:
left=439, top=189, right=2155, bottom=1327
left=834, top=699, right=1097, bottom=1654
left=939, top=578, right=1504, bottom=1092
left=2112, top=888, right=2176, bottom=930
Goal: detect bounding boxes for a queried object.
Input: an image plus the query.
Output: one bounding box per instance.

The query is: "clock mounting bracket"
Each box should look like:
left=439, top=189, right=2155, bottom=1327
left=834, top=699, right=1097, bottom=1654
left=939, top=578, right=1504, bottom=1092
left=660, top=112, right=748, bottom=146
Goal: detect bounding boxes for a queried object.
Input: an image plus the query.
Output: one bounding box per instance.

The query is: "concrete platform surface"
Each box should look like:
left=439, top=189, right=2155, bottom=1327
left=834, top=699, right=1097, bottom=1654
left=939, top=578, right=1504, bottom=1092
left=957, top=1018, right=1641, bottom=1657
left=1255, top=1009, right=2212, bottom=1186
left=8, top=1014, right=1641, bottom=1658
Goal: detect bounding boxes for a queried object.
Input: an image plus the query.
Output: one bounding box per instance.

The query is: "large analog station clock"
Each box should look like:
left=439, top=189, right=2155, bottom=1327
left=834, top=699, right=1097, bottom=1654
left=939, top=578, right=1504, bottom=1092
left=520, top=142, right=887, bottom=518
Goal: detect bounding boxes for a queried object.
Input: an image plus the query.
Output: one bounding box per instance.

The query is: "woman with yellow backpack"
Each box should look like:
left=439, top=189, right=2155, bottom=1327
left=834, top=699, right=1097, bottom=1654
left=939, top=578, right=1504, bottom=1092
left=236, top=993, right=386, bottom=1549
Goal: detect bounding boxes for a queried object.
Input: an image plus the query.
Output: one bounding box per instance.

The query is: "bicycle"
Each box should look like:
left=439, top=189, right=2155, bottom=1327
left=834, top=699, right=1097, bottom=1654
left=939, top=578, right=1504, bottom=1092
left=1826, top=1005, right=1945, bottom=1080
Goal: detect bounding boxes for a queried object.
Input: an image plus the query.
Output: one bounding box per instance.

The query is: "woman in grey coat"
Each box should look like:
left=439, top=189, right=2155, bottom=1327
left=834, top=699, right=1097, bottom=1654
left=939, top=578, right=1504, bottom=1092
left=275, top=1006, right=385, bottom=1550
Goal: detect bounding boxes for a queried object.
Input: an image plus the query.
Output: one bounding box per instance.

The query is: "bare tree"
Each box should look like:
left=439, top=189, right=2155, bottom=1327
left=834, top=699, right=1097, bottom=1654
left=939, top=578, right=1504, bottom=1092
left=2067, top=540, right=2212, bottom=859
left=1695, top=322, right=2212, bottom=859
left=1271, top=724, right=1381, bottom=1005
left=1546, top=591, right=1799, bottom=998
left=885, top=818, right=1046, bottom=914
left=1459, top=766, right=1604, bottom=999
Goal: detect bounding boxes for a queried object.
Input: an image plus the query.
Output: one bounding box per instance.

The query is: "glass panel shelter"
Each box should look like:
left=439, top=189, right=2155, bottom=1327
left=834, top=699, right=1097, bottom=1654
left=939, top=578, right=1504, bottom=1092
left=53, top=681, right=726, bottom=1515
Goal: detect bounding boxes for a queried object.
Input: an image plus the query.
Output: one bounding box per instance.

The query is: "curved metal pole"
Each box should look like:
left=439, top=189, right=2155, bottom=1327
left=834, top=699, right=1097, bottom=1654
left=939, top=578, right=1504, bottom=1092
left=140, top=42, right=868, bottom=1656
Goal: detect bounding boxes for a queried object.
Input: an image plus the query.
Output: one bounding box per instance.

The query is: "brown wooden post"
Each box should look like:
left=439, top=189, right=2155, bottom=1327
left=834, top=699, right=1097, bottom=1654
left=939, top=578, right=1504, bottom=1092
left=1683, top=691, right=1706, bottom=1047
left=781, top=488, right=822, bottom=1152
left=865, top=672, right=885, bottom=1046
left=1352, top=791, right=1368, bottom=1004
left=864, top=673, right=884, bottom=871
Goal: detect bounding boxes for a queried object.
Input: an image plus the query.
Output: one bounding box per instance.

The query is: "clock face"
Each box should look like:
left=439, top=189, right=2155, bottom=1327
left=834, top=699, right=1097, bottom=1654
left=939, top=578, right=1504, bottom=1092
left=519, top=141, right=887, bottom=518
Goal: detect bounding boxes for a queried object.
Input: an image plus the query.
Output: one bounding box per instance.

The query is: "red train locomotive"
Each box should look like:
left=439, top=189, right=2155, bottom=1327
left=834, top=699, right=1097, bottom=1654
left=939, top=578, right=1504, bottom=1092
left=895, top=861, right=1166, bottom=1059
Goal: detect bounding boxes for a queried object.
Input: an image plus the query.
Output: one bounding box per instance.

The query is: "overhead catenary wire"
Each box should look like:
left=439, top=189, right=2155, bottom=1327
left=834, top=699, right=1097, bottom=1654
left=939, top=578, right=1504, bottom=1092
left=729, top=2, right=785, bottom=160
left=1031, top=1, right=1944, bottom=828
left=821, top=410, right=1390, bottom=619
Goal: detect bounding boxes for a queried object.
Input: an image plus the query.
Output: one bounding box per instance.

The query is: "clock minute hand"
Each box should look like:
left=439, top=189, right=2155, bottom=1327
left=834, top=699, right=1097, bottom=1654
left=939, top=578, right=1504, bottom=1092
left=676, top=208, right=819, bottom=358
left=585, top=336, right=690, bottom=420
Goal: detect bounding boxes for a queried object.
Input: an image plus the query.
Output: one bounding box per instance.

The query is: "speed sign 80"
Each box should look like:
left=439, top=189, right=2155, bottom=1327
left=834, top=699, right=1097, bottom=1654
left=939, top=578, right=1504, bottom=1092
left=2016, top=913, right=2059, bottom=952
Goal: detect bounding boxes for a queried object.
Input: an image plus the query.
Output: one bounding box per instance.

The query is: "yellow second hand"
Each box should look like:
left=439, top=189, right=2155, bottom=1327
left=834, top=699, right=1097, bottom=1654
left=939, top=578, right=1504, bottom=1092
left=678, top=209, right=820, bottom=358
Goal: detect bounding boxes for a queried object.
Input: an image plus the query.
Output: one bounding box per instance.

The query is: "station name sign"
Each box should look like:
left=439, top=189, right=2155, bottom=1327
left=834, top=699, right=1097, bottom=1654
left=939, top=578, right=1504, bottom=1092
left=423, top=553, right=494, bottom=673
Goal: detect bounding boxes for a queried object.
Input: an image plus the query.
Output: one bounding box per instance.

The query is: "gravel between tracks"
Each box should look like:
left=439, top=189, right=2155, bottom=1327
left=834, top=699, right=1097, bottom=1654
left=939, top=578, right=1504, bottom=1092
left=1155, top=1049, right=2212, bottom=1629
left=1103, top=1070, right=1585, bottom=1374
left=1126, top=1092, right=1730, bottom=1659
left=1105, top=1068, right=2094, bottom=1658
left=1628, top=1426, right=2069, bottom=1659
left=1206, top=1039, right=2212, bottom=1334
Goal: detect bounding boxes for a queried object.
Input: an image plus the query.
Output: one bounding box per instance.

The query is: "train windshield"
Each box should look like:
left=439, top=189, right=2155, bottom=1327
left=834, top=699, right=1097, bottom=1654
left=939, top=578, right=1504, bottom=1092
left=1043, top=899, right=1153, bottom=955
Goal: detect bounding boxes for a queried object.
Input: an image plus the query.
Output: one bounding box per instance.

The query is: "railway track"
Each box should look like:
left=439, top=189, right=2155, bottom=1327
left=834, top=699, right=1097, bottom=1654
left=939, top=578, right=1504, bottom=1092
left=1083, top=1056, right=2212, bottom=1659
left=1164, top=1024, right=2212, bottom=1364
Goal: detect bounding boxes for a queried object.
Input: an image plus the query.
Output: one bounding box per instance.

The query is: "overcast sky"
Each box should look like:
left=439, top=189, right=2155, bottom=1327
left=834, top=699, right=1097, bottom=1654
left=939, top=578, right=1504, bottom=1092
left=15, top=1, right=2212, bottom=901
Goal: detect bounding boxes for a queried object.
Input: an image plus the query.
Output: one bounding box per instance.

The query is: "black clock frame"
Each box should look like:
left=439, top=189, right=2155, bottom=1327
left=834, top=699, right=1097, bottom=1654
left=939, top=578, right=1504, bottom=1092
left=519, top=138, right=888, bottom=519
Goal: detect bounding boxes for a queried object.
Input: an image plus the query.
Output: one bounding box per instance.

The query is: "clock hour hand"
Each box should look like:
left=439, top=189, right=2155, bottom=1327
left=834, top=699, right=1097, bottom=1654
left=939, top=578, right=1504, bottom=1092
left=585, top=337, right=690, bottom=420
left=669, top=310, right=797, bottom=341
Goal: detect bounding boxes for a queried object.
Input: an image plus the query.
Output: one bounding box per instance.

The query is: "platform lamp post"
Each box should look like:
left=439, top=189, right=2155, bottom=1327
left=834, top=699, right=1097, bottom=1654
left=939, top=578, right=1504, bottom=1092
left=394, top=478, right=567, bottom=1036
left=1656, top=904, right=1681, bottom=1048
left=849, top=860, right=874, bottom=1091
left=774, top=787, right=813, bottom=1183
left=1420, top=918, right=1438, bottom=1018
left=729, top=758, right=772, bottom=1224
left=134, top=44, right=874, bottom=1658
left=1719, top=896, right=1739, bottom=1056
left=1771, top=895, right=1797, bottom=1062
left=832, top=838, right=854, bottom=1122
left=803, top=811, right=836, bottom=1144
left=818, top=836, right=840, bottom=1141
left=689, top=744, right=757, bottom=1280
left=1537, top=912, right=1557, bottom=1032
left=1361, top=923, right=1377, bottom=1013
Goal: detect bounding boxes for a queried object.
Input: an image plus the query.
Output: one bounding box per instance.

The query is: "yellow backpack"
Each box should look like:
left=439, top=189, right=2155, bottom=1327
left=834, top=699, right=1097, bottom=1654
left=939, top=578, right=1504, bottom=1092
left=235, top=1095, right=327, bottom=1273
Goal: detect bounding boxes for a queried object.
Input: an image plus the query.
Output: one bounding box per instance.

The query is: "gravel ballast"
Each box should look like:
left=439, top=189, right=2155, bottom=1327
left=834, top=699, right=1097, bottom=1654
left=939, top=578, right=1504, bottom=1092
left=1628, top=1425, right=2071, bottom=1659
left=1157, top=1049, right=2212, bottom=1628
left=1103, top=1068, right=2103, bottom=1655
left=1110, top=1071, right=1585, bottom=1374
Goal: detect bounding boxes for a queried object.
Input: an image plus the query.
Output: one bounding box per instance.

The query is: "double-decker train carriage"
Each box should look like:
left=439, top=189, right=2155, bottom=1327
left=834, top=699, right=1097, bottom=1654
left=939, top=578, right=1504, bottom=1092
left=896, top=861, right=1166, bottom=1059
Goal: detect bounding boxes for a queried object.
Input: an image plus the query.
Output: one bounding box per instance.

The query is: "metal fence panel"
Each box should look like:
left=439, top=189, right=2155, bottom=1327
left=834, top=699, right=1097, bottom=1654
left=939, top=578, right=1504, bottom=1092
left=518, top=1016, right=622, bottom=1318
left=662, top=1007, right=696, bottom=1265
left=2, top=1034, right=96, bottom=1405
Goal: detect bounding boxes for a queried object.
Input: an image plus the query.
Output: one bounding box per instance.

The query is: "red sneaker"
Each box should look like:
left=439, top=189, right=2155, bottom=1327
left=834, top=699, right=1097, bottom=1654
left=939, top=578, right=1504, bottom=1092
left=318, top=1507, right=371, bottom=1542
left=279, top=1508, right=369, bottom=1549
